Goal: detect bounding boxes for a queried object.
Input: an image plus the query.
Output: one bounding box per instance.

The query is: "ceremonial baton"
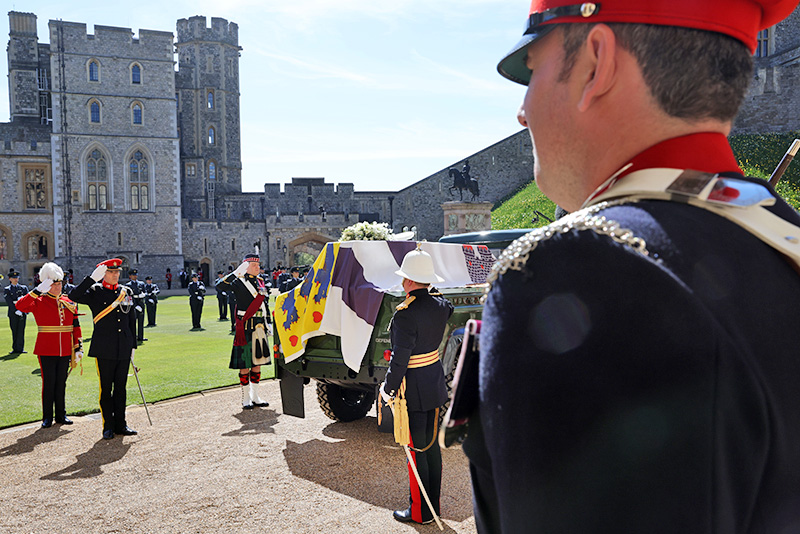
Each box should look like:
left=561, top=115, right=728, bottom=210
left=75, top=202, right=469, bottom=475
left=384, top=394, right=444, bottom=531
left=130, top=357, right=153, bottom=426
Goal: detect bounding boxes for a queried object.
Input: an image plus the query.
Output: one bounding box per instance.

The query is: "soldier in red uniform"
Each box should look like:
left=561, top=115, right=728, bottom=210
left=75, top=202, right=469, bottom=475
left=16, top=262, right=83, bottom=428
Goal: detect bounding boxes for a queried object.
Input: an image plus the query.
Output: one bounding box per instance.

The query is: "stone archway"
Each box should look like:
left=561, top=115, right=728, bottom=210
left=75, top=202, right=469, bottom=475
left=288, top=232, right=335, bottom=267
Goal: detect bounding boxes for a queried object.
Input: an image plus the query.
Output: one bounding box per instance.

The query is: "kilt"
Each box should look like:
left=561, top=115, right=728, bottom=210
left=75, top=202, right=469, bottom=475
left=229, top=342, right=254, bottom=369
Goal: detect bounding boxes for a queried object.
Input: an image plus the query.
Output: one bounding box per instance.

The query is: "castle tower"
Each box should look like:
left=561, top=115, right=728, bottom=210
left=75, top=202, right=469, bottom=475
left=7, top=12, right=50, bottom=124
left=175, top=16, right=243, bottom=220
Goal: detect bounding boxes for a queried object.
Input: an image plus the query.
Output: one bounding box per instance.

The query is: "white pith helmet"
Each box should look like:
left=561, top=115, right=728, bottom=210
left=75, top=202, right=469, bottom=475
left=395, top=246, right=444, bottom=284
left=39, top=262, right=64, bottom=282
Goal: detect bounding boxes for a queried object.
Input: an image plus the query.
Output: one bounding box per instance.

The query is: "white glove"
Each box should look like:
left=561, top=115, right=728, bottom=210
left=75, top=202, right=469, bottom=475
left=197, top=296, right=203, bottom=301
left=233, top=262, right=249, bottom=277
left=135, top=306, right=143, bottom=312
left=36, top=279, right=53, bottom=293
left=379, top=382, right=392, bottom=403
left=75, top=350, right=83, bottom=363
left=147, top=298, right=154, bottom=303
left=15, top=309, right=23, bottom=316
left=131, top=348, right=136, bottom=360
left=90, top=264, right=107, bottom=282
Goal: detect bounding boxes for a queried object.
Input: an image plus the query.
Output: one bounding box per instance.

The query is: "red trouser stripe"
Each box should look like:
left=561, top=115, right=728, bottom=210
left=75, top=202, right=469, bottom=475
left=407, top=434, right=423, bottom=522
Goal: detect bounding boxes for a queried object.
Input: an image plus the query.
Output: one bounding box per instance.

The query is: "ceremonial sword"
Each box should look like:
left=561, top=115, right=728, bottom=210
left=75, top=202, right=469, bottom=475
left=130, top=354, right=153, bottom=425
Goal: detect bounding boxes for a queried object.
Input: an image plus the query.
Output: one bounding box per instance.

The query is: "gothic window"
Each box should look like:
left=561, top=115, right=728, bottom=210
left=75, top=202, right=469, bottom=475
left=90, top=100, right=101, bottom=123
left=186, top=163, right=196, bottom=176
left=131, top=64, right=141, bottom=84
left=208, top=127, right=215, bottom=145
left=87, top=149, right=108, bottom=211
left=88, top=60, right=99, bottom=82
left=27, top=234, right=48, bottom=260
left=756, top=29, right=770, bottom=58
left=24, top=167, right=48, bottom=210
left=207, top=91, right=214, bottom=109
left=208, top=161, right=216, bottom=180
left=129, top=151, right=149, bottom=211
left=132, top=102, right=143, bottom=125
left=0, top=228, right=8, bottom=259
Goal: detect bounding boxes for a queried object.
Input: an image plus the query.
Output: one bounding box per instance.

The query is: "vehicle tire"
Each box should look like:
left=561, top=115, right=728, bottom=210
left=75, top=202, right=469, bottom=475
left=316, top=382, right=376, bottom=422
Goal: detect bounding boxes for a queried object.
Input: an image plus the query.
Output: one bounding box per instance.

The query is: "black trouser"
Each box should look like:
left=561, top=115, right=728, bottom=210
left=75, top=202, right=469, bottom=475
left=217, top=296, right=227, bottom=319
left=229, top=302, right=236, bottom=331
left=134, top=303, right=145, bottom=340
left=38, top=355, right=70, bottom=421
left=146, top=299, right=157, bottom=326
left=407, top=409, right=442, bottom=523
left=95, top=357, right=130, bottom=432
left=190, top=297, right=203, bottom=328
left=9, top=313, right=26, bottom=353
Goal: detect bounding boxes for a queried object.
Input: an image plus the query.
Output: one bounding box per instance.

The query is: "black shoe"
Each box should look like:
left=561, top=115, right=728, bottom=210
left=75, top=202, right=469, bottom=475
left=115, top=426, right=138, bottom=436
left=392, top=507, right=433, bottom=525
left=102, top=430, right=115, bottom=440
left=41, top=418, right=53, bottom=428
left=138, top=338, right=148, bottom=342
left=56, top=417, right=73, bottom=425
left=253, top=400, right=269, bottom=407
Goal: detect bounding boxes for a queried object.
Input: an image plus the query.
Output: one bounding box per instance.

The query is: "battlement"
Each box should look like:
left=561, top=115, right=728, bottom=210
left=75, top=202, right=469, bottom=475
left=46, top=20, right=174, bottom=59
left=176, top=16, right=239, bottom=46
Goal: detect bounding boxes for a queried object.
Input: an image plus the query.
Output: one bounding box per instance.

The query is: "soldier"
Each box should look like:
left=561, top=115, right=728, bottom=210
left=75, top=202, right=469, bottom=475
left=16, top=262, right=82, bottom=428
left=279, top=266, right=302, bottom=293
left=143, top=276, right=160, bottom=327
left=165, top=268, right=173, bottom=290
left=69, top=258, right=138, bottom=440
left=4, top=270, right=29, bottom=354
left=126, top=269, right=147, bottom=342
left=380, top=247, right=453, bottom=525
left=220, top=253, right=271, bottom=409
left=188, top=272, right=205, bottom=330
left=214, top=270, right=228, bottom=320
left=459, top=1, right=800, bottom=532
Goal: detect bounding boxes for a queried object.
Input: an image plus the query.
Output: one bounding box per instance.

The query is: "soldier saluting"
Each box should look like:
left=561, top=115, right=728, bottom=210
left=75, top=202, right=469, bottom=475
left=69, top=258, right=138, bottom=440
left=380, top=247, right=453, bottom=525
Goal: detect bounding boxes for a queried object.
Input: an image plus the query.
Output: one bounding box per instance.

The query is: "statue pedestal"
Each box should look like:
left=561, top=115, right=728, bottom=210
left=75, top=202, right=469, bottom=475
left=442, top=201, right=493, bottom=235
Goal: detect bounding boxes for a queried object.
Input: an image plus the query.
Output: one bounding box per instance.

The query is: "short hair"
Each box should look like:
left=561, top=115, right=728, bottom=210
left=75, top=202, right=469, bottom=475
left=558, top=23, right=753, bottom=122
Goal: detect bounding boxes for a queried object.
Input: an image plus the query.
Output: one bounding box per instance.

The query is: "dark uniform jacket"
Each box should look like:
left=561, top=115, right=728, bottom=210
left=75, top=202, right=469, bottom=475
left=188, top=281, right=206, bottom=300
left=222, top=273, right=270, bottom=320
left=465, top=133, right=800, bottom=533
left=4, top=283, right=29, bottom=316
left=144, top=282, right=159, bottom=302
left=385, top=287, right=453, bottom=412
left=127, top=279, right=146, bottom=309
left=69, top=277, right=137, bottom=360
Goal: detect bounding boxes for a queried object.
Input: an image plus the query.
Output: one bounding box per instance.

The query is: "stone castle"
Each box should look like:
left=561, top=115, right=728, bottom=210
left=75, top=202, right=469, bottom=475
left=2, top=10, right=799, bottom=284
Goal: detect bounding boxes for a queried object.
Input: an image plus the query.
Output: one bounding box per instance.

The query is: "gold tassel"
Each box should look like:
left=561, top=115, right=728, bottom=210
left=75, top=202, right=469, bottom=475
left=393, top=379, right=411, bottom=447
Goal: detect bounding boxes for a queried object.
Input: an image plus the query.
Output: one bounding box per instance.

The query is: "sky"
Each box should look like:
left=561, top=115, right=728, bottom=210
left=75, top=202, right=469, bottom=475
left=1, top=0, right=529, bottom=193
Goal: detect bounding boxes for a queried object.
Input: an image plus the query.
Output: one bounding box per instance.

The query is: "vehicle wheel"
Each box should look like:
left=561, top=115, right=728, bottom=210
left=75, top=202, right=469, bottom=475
left=316, top=382, right=376, bottom=422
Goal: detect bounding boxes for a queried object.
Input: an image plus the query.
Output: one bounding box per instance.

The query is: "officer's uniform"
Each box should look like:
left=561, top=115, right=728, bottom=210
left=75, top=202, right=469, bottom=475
left=463, top=135, right=800, bottom=532
left=221, top=253, right=272, bottom=409
left=188, top=277, right=205, bottom=329
left=385, top=286, right=453, bottom=524
left=214, top=272, right=228, bottom=320
left=16, top=277, right=82, bottom=426
left=4, top=272, right=29, bottom=354
left=126, top=271, right=146, bottom=341
left=69, top=263, right=137, bottom=437
left=143, top=277, right=160, bottom=326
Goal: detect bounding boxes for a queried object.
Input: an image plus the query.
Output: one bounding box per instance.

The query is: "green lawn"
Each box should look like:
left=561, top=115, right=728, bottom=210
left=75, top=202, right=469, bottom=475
left=0, top=295, right=277, bottom=429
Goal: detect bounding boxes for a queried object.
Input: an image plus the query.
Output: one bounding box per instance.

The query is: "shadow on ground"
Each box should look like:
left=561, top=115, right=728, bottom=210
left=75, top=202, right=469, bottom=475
left=283, top=416, right=473, bottom=522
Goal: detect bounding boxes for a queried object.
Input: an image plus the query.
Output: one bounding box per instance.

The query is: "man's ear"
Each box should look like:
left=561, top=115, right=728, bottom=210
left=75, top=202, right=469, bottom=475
left=577, top=24, right=618, bottom=112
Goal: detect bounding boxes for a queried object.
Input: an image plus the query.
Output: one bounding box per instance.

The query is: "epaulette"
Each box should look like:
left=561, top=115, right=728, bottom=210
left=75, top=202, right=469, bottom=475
left=428, top=287, right=443, bottom=296
left=396, top=295, right=416, bottom=311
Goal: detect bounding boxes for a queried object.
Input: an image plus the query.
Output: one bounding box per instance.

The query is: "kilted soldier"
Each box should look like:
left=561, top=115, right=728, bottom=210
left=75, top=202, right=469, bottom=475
left=220, top=253, right=271, bottom=409
left=214, top=271, right=228, bottom=320
left=69, top=258, right=138, bottom=440
left=16, top=262, right=83, bottom=428
left=126, top=269, right=147, bottom=342
left=143, top=276, right=160, bottom=327
left=188, top=273, right=205, bottom=330
left=380, top=247, right=453, bottom=525
left=4, top=270, right=29, bottom=354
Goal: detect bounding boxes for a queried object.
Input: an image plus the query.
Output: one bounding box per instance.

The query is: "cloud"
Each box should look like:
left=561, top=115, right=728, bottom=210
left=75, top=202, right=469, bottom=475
left=249, top=45, right=372, bottom=82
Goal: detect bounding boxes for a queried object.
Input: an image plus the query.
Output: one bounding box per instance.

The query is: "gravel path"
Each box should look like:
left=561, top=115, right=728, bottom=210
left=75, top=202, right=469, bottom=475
left=0, top=380, right=477, bottom=533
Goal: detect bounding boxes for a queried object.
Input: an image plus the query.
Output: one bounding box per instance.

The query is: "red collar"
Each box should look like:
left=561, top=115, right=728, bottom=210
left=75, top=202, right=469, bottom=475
left=618, top=132, right=741, bottom=179
left=588, top=133, right=742, bottom=204
left=102, top=281, right=118, bottom=290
